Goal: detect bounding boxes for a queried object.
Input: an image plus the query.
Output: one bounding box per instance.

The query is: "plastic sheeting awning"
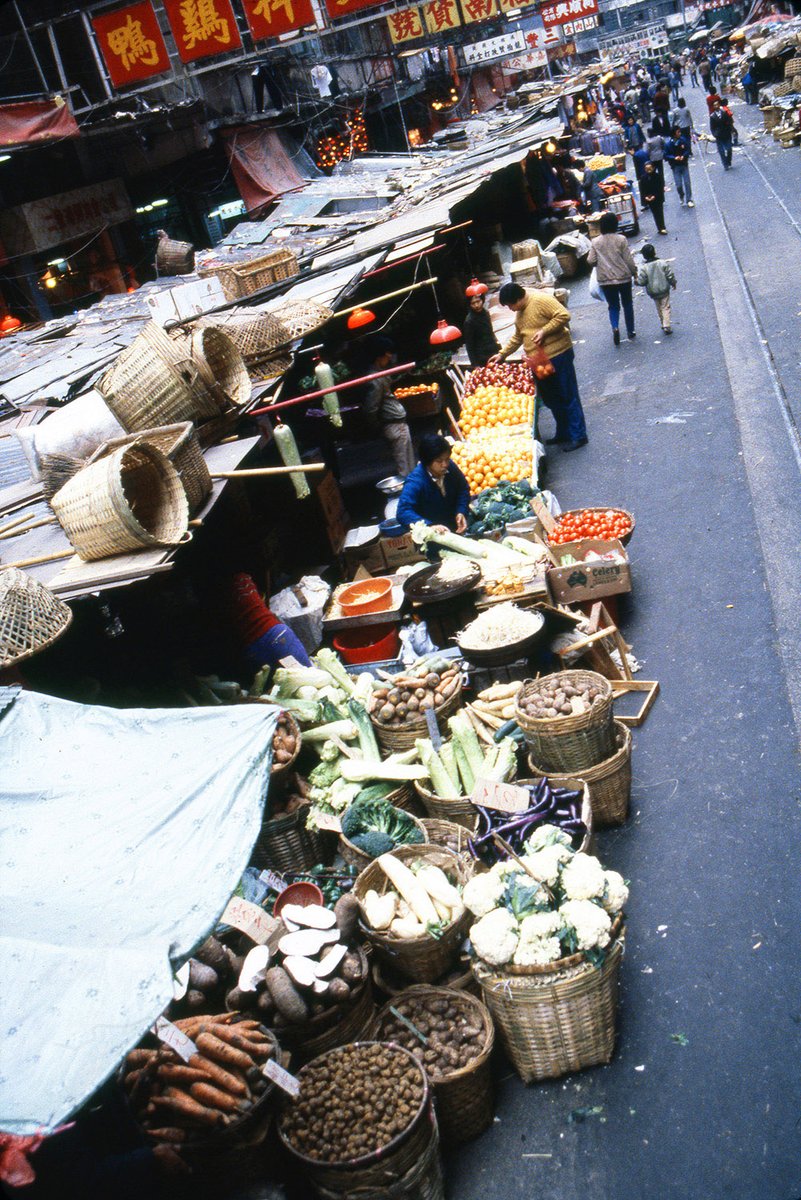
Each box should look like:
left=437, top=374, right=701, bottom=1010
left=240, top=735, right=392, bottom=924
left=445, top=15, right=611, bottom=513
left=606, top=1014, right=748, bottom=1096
left=0, top=100, right=80, bottom=149
left=0, top=686, right=278, bottom=1135
left=221, top=127, right=310, bottom=212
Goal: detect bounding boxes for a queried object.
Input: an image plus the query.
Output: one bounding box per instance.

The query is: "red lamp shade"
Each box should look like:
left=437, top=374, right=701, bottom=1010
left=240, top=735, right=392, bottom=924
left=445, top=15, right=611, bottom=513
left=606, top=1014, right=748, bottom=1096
left=0, top=314, right=22, bottom=337
left=465, top=277, right=488, bottom=297
left=429, top=319, right=461, bottom=345
left=347, top=307, right=376, bottom=329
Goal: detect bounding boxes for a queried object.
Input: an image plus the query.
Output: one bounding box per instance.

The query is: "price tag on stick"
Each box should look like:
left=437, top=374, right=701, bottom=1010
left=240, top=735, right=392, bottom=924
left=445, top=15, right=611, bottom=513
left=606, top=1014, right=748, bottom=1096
left=152, top=1016, right=197, bottom=1063
left=221, top=896, right=280, bottom=945
left=263, top=1058, right=301, bottom=1097
left=470, top=777, right=531, bottom=815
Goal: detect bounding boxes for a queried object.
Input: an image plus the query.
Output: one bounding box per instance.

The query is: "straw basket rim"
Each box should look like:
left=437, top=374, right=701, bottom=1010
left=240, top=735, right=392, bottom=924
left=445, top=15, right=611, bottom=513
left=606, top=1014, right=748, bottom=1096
left=528, top=719, right=631, bottom=784
left=0, top=568, right=73, bottom=668
left=339, top=809, right=428, bottom=868
left=370, top=678, right=463, bottom=750
left=515, top=670, right=613, bottom=735
left=413, top=779, right=479, bottom=828
left=475, top=914, right=625, bottom=979
left=277, top=1041, right=430, bottom=1171
left=419, top=817, right=478, bottom=850
left=371, top=955, right=474, bottom=997
left=372, top=984, right=495, bottom=1085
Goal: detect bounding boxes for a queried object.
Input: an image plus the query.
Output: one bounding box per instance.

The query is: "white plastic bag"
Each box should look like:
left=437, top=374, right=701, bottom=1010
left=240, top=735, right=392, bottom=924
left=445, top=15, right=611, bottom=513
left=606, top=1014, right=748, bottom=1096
left=398, top=621, right=437, bottom=664
left=589, top=268, right=605, bottom=303
left=13, top=390, right=125, bottom=482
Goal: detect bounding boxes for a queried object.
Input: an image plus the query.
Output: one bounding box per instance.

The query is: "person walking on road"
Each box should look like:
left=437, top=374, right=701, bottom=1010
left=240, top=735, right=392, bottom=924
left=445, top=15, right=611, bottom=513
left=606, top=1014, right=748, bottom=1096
left=688, top=55, right=699, bottom=87
left=636, top=243, right=677, bottom=335
left=670, top=96, right=694, bottom=134
left=646, top=124, right=666, bottom=185
left=640, top=160, right=667, bottom=235
left=705, top=84, right=721, bottom=114
left=624, top=115, right=646, bottom=151
left=665, top=127, right=694, bottom=207
left=491, top=283, right=588, bottom=451
left=742, top=68, right=758, bottom=105
left=668, top=67, right=681, bottom=103
left=698, top=55, right=712, bottom=93
left=587, top=211, right=638, bottom=346
left=710, top=98, right=734, bottom=170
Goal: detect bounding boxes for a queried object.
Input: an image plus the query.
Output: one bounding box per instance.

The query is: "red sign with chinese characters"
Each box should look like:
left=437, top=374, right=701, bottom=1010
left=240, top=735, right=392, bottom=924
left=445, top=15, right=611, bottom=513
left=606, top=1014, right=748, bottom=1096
left=324, top=0, right=385, bottom=19
left=92, top=2, right=171, bottom=88
left=242, top=0, right=317, bottom=37
left=460, top=0, right=497, bottom=22
left=163, top=0, right=242, bottom=62
left=539, top=0, right=597, bottom=27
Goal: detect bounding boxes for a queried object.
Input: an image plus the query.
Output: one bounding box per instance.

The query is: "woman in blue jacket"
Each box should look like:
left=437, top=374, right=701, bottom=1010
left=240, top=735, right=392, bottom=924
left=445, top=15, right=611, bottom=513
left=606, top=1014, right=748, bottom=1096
left=396, top=434, right=470, bottom=533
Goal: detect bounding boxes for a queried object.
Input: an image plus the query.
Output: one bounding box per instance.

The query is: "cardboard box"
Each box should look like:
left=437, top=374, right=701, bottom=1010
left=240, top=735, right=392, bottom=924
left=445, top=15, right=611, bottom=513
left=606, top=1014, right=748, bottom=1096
left=314, top=471, right=349, bottom=555
left=547, top=538, right=631, bottom=604
left=380, top=532, right=425, bottom=569
left=146, top=277, right=226, bottom=323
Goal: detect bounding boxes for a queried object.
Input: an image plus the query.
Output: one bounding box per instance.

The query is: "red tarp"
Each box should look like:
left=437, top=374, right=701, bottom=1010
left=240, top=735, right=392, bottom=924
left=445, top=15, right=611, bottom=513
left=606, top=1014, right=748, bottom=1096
left=221, top=127, right=306, bottom=212
left=0, top=100, right=80, bottom=148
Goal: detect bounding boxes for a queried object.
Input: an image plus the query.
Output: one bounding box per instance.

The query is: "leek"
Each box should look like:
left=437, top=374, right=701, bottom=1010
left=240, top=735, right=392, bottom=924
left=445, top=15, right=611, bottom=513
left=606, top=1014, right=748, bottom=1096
left=338, top=758, right=428, bottom=784
left=348, top=699, right=380, bottom=762
left=448, top=712, right=484, bottom=781
left=415, top=738, right=459, bottom=799
left=453, top=739, right=475, bottom=794
left=439, top=743, right=463, bottom=794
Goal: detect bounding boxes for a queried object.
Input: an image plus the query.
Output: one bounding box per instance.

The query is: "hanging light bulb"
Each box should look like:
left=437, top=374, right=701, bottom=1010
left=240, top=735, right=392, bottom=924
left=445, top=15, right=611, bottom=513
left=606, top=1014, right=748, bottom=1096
left=465, top=277, right=488, bottom=297
left=0, top=314, right=22, bottom=336
left=429, top=318, right=461, bottom=345
left=347, top=307, right=376, bottom=329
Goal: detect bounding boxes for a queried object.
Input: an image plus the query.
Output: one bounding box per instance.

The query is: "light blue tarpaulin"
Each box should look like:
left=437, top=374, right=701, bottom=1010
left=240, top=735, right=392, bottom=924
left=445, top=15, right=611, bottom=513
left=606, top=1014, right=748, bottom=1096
left=0, top=686, right=278, bottom=1135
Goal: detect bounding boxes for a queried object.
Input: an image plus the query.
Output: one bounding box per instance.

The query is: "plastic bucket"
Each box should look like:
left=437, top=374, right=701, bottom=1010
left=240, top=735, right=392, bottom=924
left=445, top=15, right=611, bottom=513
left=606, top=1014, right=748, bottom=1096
left=333, top=623, right=400, bottom=664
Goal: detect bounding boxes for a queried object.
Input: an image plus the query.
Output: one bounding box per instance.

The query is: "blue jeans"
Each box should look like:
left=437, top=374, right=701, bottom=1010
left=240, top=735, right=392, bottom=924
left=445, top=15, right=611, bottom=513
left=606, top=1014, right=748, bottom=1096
left=670, top=160, right=692, bottom=201
left=601, top=282, right=635, bottom=337
left=716, top=137, right=732, bottom=168
left=536, top=348, right=587, bottom=443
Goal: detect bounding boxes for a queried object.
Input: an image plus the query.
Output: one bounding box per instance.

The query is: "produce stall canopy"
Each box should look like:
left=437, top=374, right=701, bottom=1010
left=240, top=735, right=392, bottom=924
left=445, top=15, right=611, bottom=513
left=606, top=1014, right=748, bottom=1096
left=0, top=686, right=279, bottom=1136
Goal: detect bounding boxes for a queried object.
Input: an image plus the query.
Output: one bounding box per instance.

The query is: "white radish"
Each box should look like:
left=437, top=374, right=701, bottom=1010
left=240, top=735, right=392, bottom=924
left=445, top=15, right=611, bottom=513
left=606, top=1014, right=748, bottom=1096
left=281, top=903, right=337, bottom=930
left=315, top=943, right=348, bottom=978
left=377, top=854, right=438, bottom=926
left=283, top=956, right=318, bottom=988
left=278, top=928, right=337, bottom=958
left=415, top=864, right=462, bottom=909
left=390, top=915, right=427, bottom=938
left=362, top=889, right=397, bottom=931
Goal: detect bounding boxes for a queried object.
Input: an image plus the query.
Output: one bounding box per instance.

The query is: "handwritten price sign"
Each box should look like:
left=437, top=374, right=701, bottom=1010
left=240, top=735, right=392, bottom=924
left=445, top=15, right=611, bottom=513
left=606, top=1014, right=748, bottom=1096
left=152, top=1015, right=197, bottom=1063
left=263, top=1058, right=301, bottom=1096
left=470, top=777, right=531, bottom=815
left=222, top=897, right=280, bottom=945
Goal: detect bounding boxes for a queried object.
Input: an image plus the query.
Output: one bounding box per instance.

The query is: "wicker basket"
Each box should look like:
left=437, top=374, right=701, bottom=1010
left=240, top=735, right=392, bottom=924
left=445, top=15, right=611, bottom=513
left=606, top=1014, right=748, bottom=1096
left=198, top=249, right=298, bottom=302
left=51, top=444, right=188, bottom=563
left=371, top=986, right=495, bottom=1146
left=372, top=955, right=477, bottom=998
left=170, top=325, right=251, bottom=410
left=204, top=309, right=291, bottom=367
left=98, top=322, right=223, bottom=432
left=528, top=721, right=631, bottom=827
left=371, top=680, right=463, bottom=753
left=275, top=299, right=333, bottom=342
left=250, top=803, right=330, bottom=874
left=784, top=54, right=801, bottom=78
left=414, top=780, right=480, bottom=830
left=277, top=947, right=375, bottom=1064
left=155, top=233, right=194, bottom=276
left=420, top=818, right=476, bottom=859
left=269, top=711, right=302, bottom=784
left=278, top=1044, right=443, bottom=1200
left=473, top=921, right=625, bottom=1082
left=515, top=671, right=614, bottom=773
left=354, top=845, right=473, bottom=983
left=88, top=423, right=212, bottom=516
left=339, top=810, right=428, bottom=870
left=0, top=568, right=72, bottom=669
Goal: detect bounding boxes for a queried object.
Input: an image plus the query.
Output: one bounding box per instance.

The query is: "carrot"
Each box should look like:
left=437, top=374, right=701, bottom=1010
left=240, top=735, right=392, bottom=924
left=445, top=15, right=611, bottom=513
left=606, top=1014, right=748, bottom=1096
left=207, top=1025, right=268, bottom=1057
left=156, top=1065, right=208, bottom=1088
left=126, top=1048, right=158, bottom=1068
left=173, top=1012, right=236, bottom=1038
left=145, top=1127, right=187, bottom=1144
left=152, top=1093, right=224, bottom=1127
left=189, top=1053, right=248, bottom=1097
left=123, top=1067, right=146, bottom=1092
left=196, top=1032, right=253, bottom=1073
left=190, top=1082, right=247, bottom=1116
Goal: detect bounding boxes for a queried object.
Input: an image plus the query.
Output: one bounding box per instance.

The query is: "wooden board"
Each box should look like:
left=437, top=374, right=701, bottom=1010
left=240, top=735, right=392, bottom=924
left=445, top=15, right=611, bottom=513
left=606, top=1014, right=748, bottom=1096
left=610, top=679, right=660, bottom=726
left=322, top=575, right=406, bottom=632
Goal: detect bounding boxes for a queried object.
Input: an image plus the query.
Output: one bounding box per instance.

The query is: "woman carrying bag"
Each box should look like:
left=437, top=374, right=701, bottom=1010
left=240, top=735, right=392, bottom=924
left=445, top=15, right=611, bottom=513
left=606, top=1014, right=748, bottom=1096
left=587, top=212, right=638, bottom=346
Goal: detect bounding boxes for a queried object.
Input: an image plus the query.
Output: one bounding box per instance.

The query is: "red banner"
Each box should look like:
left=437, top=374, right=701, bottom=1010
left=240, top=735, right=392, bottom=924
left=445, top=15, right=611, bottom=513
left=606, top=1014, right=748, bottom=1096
left=0, top=100, right=80, bottom=149
left=325, top=0, right=385, bottom=20
left=242, top=0, right=317, bottom=38
left=92, top=2, right=171, bottom=87
left=163, top=0, right=242, bottom=62
left=540, top=0, right=597, bottom=26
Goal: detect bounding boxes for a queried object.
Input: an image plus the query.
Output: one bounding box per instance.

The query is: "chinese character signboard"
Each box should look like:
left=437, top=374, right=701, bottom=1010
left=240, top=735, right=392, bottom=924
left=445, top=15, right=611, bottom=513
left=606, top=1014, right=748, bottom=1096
left=498, top=0, right=538, bottom=11
left=163, top=0, right=242, bottom=61
left=92, top=2, right=171, bottom=87
left=460, top=0, right=497, bottom=23
left=539, top=0, right=597, bottom=28
left=462, top=28, right=526, bottom=63
left=1, top=179, right=133, bottom=255
left=524, top=25, right=561, bottom=48
left=501, top=47, right=548, bottom=70
left=387, top=7, right=424, bottom=42
left=423, top=0, right=461, bottom=33
left=243, top=0, right=317, bottom=37
left=562, top=13, right=597, bottom=34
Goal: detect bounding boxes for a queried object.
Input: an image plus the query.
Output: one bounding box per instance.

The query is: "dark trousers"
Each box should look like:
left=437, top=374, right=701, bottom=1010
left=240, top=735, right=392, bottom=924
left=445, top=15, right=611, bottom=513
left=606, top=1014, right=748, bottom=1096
left=600, top=282, right=635, bottom=337
left=715, top=138, right=732, bottom=168
left=536, top=348, right=587, bottom=443
left=646, top=198, right=666, bottom=231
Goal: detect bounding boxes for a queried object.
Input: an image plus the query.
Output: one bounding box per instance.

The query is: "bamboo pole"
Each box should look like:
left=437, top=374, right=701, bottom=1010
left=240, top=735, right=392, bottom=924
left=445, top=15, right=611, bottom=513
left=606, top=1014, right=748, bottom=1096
left=0, top=516, right=57, bottom=540
left=334, top=277, right=438, bottom=318
left=444, top=407, right=464, bottom=441
left=249, top=362, right=415, bottom=417
left=3, top=548, right=75, bottom=569
left=210, top=464, right=325, bottom=479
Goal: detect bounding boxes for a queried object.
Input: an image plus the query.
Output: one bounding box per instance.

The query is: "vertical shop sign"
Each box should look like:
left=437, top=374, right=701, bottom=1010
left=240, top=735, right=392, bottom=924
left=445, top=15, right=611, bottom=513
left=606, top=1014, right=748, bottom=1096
left=92, top=2, right=171, bottom=87
left=422, top=0, right=461, bottom=33
left=387, top=7, right=425, bottom=42
left=163, top=0, right=242, bottom=62
left=460, top=0, right=497, bottom=22
left=242, top=0, right=317, bottom=38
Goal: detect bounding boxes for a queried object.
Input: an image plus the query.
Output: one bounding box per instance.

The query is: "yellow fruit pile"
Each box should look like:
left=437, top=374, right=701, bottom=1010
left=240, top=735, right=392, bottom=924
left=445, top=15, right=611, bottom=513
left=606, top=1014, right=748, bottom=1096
left=451, top=433, right=533, bottom=496
left=459, top=385, right=534, bottom=437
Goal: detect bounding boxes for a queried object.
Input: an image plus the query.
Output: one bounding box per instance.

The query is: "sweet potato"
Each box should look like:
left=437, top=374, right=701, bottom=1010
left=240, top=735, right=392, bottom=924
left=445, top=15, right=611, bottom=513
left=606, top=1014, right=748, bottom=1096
left=265, top=966, right=308, bottom=1024
left=188, top=960, right=219, bottom=993
left=334, top=893, right=360, bottom=944
left=194, top=936, right=229, bottom=975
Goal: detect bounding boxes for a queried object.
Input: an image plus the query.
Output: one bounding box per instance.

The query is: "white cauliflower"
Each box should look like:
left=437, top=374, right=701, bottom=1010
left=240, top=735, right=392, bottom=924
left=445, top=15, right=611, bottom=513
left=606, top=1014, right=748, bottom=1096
left=469, top=907, right=519, bottom=966
left=526, top=823, right=573, bottom=852
left=602, top=870, right=629, bottom=915
left=560, top=852, right=607, bottom=901
left=559, top=899, right=612, bottom=952
left=513, top=935, right=563, bottom=967
left=522, top=843, right=571, bottom=886
left=463, top=870, right=506, bottom=918
left=519, top=910, right=561, bottom=940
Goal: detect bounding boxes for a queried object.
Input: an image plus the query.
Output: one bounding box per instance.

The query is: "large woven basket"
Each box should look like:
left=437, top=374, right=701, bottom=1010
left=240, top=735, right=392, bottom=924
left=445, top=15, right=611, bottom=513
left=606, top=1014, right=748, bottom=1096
left=372, top=955, right=477, bottom=999
left=0, top=569, right=72, bottom=668
left=277, top=947, right=375, bottom=1064
left=420, top=818, right=476, bottom=860
left=201, top=249, right=299, bottom=302
left=278, top=1044, right=444, bottom=1200
left=170, top=325, right=251, bottom=410
left=371, top=985, right=495, bottom=1146
left=371, top=680, right=463, bottom=753
left=275, top=299, right=333, bottom=342
left=250, top=803, right=330, bottom=874
left=528, top=721, right=631, bottom=827
left=88, top=423, right=211, bottom=516
left=339, top=810, right=428, bottom=870
left=784, top=54, right=801, bottom=77
left=51, top=444, right=189, bottom=563
left=204, top=310, right=291, bottom=367
left=155, top=233, right=194, bottom=276
left=473, top=921, right=625, bottom=1082
left=97, top=322, right=224, bottom=432
left=354, top=845, right=473, bottom=983
left=414, top=779, right=480, bottom=830
left=515, top=671, right=614, bottom=773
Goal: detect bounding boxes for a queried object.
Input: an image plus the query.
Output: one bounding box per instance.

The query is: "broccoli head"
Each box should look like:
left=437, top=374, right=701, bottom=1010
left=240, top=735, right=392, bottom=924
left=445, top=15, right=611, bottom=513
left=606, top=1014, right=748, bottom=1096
left=350, top=830, right=396, bottom=857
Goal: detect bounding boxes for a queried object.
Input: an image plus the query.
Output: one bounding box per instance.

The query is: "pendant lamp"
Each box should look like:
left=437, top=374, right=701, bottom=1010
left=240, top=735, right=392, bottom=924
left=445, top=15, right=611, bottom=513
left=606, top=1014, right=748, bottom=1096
left=429, top=319, right=462, bottom=345
left=347, top=307, right=375, bottom=329
left=465, top=277, right=488, bottom=297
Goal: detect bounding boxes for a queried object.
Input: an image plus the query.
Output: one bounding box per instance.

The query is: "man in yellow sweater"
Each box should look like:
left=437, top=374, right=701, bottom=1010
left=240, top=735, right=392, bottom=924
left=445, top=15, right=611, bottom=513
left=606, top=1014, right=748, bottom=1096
left=490, top=283, right=588, bottom=451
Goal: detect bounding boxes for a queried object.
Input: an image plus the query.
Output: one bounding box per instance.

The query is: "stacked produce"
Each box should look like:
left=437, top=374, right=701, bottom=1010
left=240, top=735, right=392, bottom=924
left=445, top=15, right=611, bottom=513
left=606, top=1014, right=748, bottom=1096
left=451, top=434, right=533, bottom=496
left=457, top=602, right=543, bottom=656
left=468, top=779, right=587, bottom=866
left=467, top=681, right=523, bottom=733
left=415, top=710, right=517, bottom=800
left=270, top=713, right=298, bottom=773
left=467, top=479, right=536, bottom=534
left=368, top=658, right=461, bottom=731
left=376, top=990, right=486, bottom=1077
left=122, top=1015, right=275, bottom=1140
left=340, top=797, right=424, bottom=858
left=411, top=522, right=535, bottom=569
left=360, top=851, right=465, bottom=940
left=464, top=362, right=536, bottom=396
left=518, top=676, right=604, bottom=720
left=548, top=508, right=633, bottom=545
left=459, top=385, right=534, bottom=436
left=464, top=828, right=627, bottom=967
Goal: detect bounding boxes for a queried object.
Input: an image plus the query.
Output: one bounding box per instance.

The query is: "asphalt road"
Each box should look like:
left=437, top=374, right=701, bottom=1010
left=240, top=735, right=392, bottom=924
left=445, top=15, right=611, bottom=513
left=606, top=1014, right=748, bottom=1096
left=446, top=90, right=801, bottom=1200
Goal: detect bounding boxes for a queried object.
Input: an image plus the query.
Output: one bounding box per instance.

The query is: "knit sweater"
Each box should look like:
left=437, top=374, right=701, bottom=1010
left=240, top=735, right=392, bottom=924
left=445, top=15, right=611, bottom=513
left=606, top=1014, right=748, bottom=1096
left=498, top=290, right=572, bottom=361
left=587, top=233, right=637, bottom=286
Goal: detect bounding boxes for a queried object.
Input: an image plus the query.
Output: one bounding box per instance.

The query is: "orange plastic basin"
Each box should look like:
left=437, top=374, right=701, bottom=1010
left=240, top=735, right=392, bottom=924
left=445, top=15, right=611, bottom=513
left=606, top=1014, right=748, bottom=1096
left=338, top=577, right=393, bottom=616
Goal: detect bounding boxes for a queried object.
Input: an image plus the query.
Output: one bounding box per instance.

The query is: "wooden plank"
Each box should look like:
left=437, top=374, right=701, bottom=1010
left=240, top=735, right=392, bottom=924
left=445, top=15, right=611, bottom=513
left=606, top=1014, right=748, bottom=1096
left=610, top=679, right=660, bottom=726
